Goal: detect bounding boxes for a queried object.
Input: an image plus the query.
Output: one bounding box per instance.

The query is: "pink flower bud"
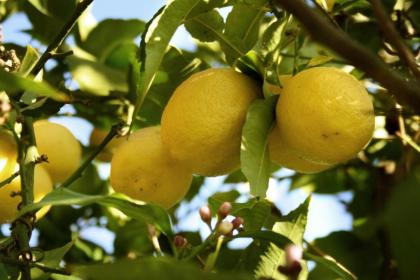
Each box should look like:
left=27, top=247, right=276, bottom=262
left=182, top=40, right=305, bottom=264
left=285, top=244, right=303, bottom=266
left=217, top=202, right=232, bottom=219
left=232, top=216, right=244, bottom=229
left=199, top=205, right=212, bottom=224
left=174, top=235, right=188, bottom=248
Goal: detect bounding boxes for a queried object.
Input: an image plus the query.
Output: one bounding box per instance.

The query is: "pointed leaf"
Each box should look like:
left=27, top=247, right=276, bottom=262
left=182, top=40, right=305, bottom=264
left=18, top=45, right=40, bottom=77
left=223, top=2, right=267, bottom=63
left=241, top=96, right=277, bottom=198
left=185, top=10, right=224, bottom=42
left=132, top=0, right=203, bottom=129
left=255, top=197, right=311, bottom=280
left=0, top=70, right=69, bottom=102
left=18, top=188, right=172, bottom=234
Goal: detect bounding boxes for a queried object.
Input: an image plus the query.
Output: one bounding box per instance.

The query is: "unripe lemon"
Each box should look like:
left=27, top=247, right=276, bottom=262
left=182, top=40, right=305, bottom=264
left=110, top=126, right=192, bottom=209
left=268, top=125, right=332, bottom=174
left=34, top=121, right=82, bottom=183
left=0, top=164, right=53, bottom=223
left=276, top=67, right=374, bottom=164
left=161, top=68, right=260, bottom=176
left=89, top=128, right=127, bottom=162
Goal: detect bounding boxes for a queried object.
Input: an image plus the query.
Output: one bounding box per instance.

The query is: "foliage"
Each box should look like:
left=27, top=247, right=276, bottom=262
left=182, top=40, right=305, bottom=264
left=0, top=0, right=419, bottom=279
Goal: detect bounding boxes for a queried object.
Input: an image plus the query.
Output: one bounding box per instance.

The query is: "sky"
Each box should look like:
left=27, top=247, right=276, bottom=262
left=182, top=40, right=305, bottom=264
left=1, top=0, right=353, bottom=253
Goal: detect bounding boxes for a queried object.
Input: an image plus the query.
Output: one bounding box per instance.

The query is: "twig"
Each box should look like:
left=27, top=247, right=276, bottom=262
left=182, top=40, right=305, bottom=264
left=310, top=0, right=340, bottom=28
left=59, top=125, right=119, bottom=189
left=369, top=0, right=420, bottom=80
left=29, top=0, right=94, bottom=77
left=272, top=0, right=420, bottom=113
left=0, top=171, right=20, bottom=189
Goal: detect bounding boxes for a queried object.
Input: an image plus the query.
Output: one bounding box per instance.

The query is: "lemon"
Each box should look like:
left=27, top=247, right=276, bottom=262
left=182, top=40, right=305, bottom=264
left=268, top=125, right=332, bottom=173
left=89, top=128, right=127, bottom=162
left=34, top=121, right=82, bottom=183
left=110, top=126, right=192, bottom=209
left=0, top=164, right=53, bottom=223
left=161, top=68, right=260, bottom=176
left=276, top=67, right=374, bottom=164
left=0, top=130, right=17, bottom=180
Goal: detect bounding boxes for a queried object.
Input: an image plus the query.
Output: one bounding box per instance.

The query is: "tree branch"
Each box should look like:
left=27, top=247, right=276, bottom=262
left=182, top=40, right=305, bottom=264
left=272, top=0, right=420, bottom=113
left=59, top=125, right=119, bottom=189
left=29, top=0, right=94, bottom=77
left=369, top=0, right=420, bottom=80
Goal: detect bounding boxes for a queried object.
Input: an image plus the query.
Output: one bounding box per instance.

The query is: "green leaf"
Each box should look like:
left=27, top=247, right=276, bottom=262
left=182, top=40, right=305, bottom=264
left=241, top=96, right=277, bottom=198
left=132, top=0, right=203, bottom=130
left=307, top=55, right=333, bottom=67
left=114, top=220, right=153, bottom=257
left=236, top=230, right=356, bottom=280
left=290, top=167, right=348, bottom=194
left=236, top=200, right=272, bottom=231
left=384, top=166, right=420, bottom=280
left=255, top=197, right=311, bottom=280
left=0, top=70, right=69, bottom=102
left=32, top=240, right=75, bottom=280
left=18, top=188, right=172, bottom=234
left=28, top=0, right=51, bottom=16
left=67, top=55, right=128, bottom=96
left=71, top=257, right=253, bottom=280
left=309, top=231, right=381, bottom=280
left=222, top=2, right=267, bottom=64
left=0, top=264, right=8, bottom=280
left=185, top=9, right=224, bottom=42
left=81, top=19, right=145, bottom=59
left=18, top=45, right=40, bottom=77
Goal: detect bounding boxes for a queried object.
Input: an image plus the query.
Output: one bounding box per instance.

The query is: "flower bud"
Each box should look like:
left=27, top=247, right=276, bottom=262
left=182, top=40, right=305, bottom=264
left=174, top=235, right=188, bottom=248
left=285, top=244, right=303, bottom=266
left=217, top=202, right=232, bottom=219
left=231, top=216, right=244, bottom=229
left=217, top=221, right=233, bottom=236
left=199, top=205, right=212, bottom=224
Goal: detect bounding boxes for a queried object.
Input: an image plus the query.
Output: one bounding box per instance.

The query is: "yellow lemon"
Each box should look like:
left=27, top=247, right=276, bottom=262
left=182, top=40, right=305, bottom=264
left=268, top=125, right=332, bottom=174
left=161, top=68, right=260, bottom=176
left=89, top=128, right=127, bottom=162
left=34, top=121, right=82, bottom=184
left=0, top=164, right=53, bottom=223
left=0, top=130, right=17, bottom=180
left=276, top=67, right=374, bottom=164
left=110, top=126, right=192, bottom=209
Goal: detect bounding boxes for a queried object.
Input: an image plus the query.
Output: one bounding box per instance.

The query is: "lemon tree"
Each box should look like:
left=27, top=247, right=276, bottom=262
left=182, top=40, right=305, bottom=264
left=0, top=0, right=419, bottom=279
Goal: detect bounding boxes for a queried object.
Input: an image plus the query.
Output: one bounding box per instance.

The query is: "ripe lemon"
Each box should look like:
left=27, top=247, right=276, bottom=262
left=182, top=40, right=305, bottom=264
left=161, top=68, right=260, bottom=176
left=89, top=128, right=127, bottom=162
left=0, top=130, right=17, bottom=180
left=268, top=125, right=332, bottom=174
left=110, top=126, right=192, bottom=209
left=276, top=67, right=374, bottom=164
left=0, top=164, right=53, bottom=223
left=34, top=120, right=82, bottom=183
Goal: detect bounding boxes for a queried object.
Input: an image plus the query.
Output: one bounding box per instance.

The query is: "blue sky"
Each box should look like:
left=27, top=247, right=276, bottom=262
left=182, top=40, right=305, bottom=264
left=1, top=0, right=353, bottom=252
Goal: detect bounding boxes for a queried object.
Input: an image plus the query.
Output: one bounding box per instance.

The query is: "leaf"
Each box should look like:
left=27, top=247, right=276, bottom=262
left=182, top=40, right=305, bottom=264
left=384, top=166, right=420, bottom=280
left=81, top=19, right=145, bottom=59
left=132, top=0, right=203, bottom=130
left=309, top=231, right=381, bottom=280
left=236, top=230, right=356, bottom=280
left=18, top=45, right=40, bottom=77
left=241, top=96, right=277, bottom=198
left=71, top=257, right=253, bottom=280
left=255, top=197, right=311, bottom=280
left=67, top=56, right=128, bottom=96
left=28, top=0, right=51, bottom=16
left=0, top=70, right=69, bottom=102
left=259, top=17, right=289, bottom=67
left=32, top=240, right=75, bottom=280
left=18, top=188, right=172, bottom=234
left=236, top=200, right=272, bottom=231
left=0, top=264, right=8, bottom=280
left=113, top=220, right=153, bottom=257
left=222, top=2, right=267, bottom=64
left=307, top=55, right=333, bottom=67
left=185, top=10, right=224, bottom=42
